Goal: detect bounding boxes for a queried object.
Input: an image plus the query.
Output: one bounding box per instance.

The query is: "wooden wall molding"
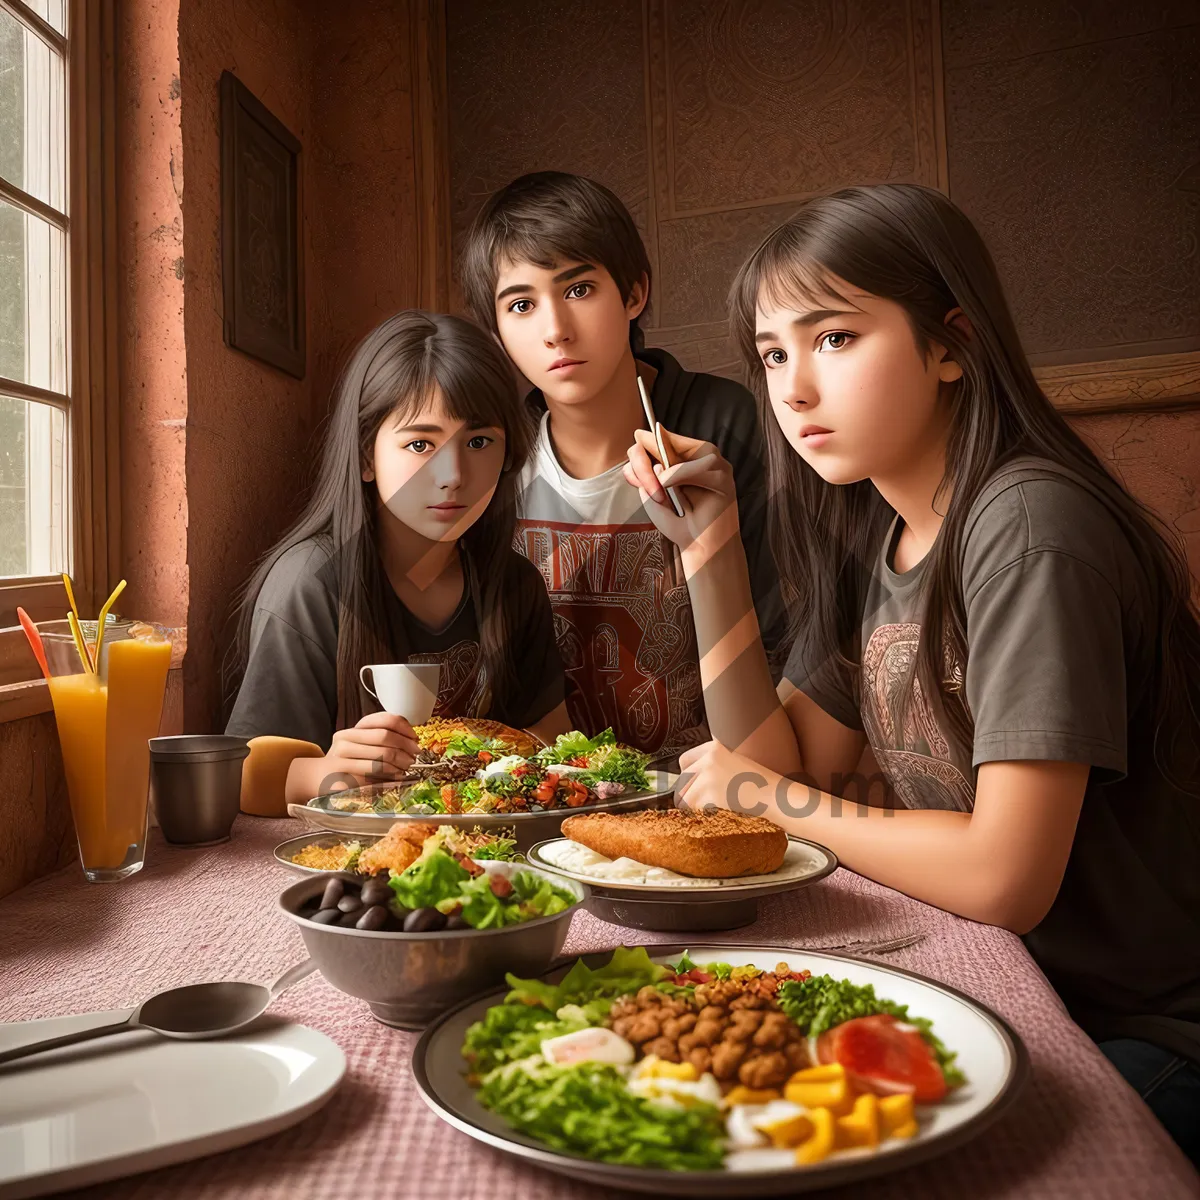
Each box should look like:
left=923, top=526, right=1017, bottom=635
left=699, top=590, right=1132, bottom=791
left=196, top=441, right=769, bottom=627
left=1035, top=350, right=1200, bottom=416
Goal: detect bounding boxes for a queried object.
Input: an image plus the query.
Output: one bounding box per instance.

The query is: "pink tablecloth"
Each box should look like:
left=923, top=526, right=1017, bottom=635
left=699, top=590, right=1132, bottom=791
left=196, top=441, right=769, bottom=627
left=1, top=817, right=1195, bottom=1199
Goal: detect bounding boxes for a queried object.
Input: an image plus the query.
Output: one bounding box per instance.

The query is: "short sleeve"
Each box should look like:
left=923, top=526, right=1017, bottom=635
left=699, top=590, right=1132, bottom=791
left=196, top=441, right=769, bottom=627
left=225, top=609, right=339, bottom=749
left=495, top=555, right=566, bottom=728
left=965, top=549, right=1127, bottom=775
left=224, top=542, right=341, bottom=749
left=783, top=627, right=863, bottom=731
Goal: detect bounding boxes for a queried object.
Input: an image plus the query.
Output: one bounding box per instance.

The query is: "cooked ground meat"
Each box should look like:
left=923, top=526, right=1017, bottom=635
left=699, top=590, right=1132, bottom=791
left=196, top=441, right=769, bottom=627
left=607, top=976, right=811, bottom=1091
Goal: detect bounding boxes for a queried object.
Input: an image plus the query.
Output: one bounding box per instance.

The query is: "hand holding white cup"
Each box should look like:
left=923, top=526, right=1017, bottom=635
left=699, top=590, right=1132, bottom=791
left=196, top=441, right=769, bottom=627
left=359, top=663, right=441, bottom=725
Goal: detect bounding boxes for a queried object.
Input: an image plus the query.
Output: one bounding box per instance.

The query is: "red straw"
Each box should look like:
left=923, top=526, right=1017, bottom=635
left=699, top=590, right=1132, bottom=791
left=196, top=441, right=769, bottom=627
left=16, top=607, right=50, bottom=681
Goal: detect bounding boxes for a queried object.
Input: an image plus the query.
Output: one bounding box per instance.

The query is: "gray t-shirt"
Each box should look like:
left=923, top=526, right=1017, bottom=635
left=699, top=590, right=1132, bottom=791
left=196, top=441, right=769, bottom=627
left=787, top=458, right=1200, bottom=1064
left=226, top=537, right=565, bottom=749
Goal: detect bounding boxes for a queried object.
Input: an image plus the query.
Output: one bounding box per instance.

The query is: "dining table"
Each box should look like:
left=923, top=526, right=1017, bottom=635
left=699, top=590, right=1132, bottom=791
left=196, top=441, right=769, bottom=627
left=1, top=816, right=1195, bottom=1200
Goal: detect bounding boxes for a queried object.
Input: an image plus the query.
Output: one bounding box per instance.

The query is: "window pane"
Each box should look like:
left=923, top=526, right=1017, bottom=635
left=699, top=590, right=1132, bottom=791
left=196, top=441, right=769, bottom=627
left=18, top=2, right=66, bottom=37
left=0, top=6, right=66, bottom=212
left=0, top=196, right=66, bottom=391
left=0, top=397, right=68, bottom=578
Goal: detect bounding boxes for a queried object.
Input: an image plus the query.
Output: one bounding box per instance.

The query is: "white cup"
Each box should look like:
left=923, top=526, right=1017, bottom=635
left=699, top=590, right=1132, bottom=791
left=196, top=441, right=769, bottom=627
left=359, top=663, right=441, bottom=724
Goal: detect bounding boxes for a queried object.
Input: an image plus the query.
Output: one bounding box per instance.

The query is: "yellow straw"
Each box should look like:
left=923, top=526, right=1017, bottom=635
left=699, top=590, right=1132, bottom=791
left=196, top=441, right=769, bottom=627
left=67, top=611, right=94, bottom=675
left=62, top=572, right=94, bottom=670
left=92, top=578, right=127, bottom=670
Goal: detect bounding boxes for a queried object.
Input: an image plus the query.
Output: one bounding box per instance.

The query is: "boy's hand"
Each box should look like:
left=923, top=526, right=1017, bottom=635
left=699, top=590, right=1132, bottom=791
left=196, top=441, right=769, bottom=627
left=623, top=427, right=740, bottom=567
left=322, top=711, right=420, bottom=785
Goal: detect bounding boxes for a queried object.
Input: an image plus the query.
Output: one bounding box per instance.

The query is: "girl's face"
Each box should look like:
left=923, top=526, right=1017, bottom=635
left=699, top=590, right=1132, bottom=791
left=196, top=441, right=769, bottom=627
left=365, top=386, right=506, bottom=543
left=755, top=276, right=961, bottom=485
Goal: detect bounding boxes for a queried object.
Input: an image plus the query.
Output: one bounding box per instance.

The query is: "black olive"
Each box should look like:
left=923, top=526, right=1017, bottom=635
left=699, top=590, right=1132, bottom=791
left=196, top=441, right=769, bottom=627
left=319, top=878, right=345, bottom=910
left=355, top=905, right=389, bottom=931
left=403, top=907, right=447, bottom=933
left=309, top=908, right=341, bottom=925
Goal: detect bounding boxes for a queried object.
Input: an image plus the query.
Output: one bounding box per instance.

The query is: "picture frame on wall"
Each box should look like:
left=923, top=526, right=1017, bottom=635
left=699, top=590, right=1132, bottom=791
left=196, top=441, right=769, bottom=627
left=219, top=71, right=305, bottom=379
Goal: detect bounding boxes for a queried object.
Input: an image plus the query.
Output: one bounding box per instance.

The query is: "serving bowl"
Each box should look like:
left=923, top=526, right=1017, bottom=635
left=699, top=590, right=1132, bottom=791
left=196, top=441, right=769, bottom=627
left=278, top=861, right=590, bottom=1029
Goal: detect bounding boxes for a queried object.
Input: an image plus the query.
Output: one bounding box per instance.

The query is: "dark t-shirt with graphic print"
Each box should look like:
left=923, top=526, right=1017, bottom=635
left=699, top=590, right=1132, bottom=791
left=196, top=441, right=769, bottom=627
left=785, top=458, right=1200, bottom=1065
left=225, top=536, right=565, bottom=750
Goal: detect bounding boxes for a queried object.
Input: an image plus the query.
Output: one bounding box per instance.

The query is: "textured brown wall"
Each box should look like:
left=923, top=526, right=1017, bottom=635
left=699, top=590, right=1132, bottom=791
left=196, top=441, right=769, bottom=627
left=177, top=0, right=423, bottom=732
left=177, top=0, right=318, bottom=732
left=448, top=0, right=940, bottom=375
left=941, top=1, right=1200, bottom=367
left=308, top=1, right=425, bottom=410
left=445, top=0, right=1200, bottom=570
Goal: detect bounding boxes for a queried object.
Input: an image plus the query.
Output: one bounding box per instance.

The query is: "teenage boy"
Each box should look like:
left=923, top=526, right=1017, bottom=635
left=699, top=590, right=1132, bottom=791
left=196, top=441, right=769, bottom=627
left=460, top=171, right=786, bottom=764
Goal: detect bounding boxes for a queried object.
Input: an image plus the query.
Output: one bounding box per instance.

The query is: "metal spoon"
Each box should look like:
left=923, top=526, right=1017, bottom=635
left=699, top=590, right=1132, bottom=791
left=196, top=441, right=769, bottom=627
left=0, top=958, right=317, bottom=1069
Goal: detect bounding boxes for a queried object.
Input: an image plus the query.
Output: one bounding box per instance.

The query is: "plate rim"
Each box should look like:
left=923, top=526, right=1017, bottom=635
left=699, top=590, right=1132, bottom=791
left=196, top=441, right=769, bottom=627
left=410, top=941, right=1030, bottom=1193
left=289, top=769, right=680, bottom=829
left=0, top=1018, right=346, bottom=1199
left=525, top=835, right=839, bottom=899
left=272, top=831, right=383, bottom=875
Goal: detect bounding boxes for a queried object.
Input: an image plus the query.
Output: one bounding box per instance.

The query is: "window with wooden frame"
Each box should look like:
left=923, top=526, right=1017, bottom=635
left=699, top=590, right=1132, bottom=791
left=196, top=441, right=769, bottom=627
left=0, top=0, right=118, bottom=714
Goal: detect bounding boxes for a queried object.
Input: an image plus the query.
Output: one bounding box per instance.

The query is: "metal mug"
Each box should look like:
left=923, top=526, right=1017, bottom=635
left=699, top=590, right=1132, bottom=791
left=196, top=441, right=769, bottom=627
left=149, top=736, right=250, bottom=846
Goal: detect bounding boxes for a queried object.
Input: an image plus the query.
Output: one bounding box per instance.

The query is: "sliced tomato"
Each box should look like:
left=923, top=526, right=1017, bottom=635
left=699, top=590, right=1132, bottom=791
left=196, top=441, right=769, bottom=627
left=816, top=1014, right=946, bottom=1103
left=567, top=755, right=589, bottom=767
left=478, top=750, right=492, bottom=764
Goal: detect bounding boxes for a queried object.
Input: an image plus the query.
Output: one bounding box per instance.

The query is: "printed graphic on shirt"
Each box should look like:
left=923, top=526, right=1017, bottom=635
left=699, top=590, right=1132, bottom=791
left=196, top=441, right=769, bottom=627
left=860, top=622, right=974, bottom=812
left=409, top=639, right=483, bottom=719
left=516, top=517, right=708, bottom=761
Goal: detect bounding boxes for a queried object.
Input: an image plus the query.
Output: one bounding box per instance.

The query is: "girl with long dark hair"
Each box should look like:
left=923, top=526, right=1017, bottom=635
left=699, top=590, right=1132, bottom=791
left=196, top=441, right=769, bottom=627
left=226, top=310, right=568, bottom=803
left=624, top=185, right=1200, bottom=1161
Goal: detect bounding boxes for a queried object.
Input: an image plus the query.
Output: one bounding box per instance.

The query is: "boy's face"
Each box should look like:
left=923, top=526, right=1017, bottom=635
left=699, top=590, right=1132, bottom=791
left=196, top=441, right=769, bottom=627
left=492, top=257, right=647, bottom=406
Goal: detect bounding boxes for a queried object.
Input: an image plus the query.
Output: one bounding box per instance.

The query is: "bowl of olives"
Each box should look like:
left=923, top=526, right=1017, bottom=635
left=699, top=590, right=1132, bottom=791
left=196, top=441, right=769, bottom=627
left=278, top=860, right=589, bottom=1029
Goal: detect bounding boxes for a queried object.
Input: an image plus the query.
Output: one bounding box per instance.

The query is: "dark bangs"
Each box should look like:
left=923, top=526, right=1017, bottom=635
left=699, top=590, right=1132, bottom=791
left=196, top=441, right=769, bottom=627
left=359, top=312, right=534, bottom=476
left=460, top=171, right=651, bottom=335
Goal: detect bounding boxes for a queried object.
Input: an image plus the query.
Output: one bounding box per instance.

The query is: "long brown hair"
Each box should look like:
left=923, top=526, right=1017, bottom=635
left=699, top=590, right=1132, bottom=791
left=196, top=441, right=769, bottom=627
left=229, top=310, right=535, bottom=727
left=730, top=184, right=1200, bottom=785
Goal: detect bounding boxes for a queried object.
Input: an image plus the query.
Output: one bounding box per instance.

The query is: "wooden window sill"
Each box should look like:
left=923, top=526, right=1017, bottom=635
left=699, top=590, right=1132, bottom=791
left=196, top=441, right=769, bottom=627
left=0, top=625, right=187, bottom=725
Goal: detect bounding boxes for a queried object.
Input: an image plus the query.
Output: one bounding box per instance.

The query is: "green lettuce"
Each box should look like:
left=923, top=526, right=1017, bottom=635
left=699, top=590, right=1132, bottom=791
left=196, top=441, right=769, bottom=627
left=505, top=946, right=669, bottom=1011
left=585, top=744, right=650, bottom=787
left=387, top=850, right=468, bottom=909
left=469, top=836, right=520, bottom=861
left=777, top=974, right=965, bottom=1088
left=462, top=1001, right=604, bottom=1075
left=477, top=1061, right=724, bottom=1171
left=536, top=727, right=616, bottom=765
left=396, top=778, right=446, bottom=814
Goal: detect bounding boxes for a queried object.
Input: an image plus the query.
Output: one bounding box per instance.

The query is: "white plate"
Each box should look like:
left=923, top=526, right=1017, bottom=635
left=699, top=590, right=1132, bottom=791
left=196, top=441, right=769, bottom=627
left=529, top=836, right=836, bottom=894
left=413, top=944, right=1027, bottom=1197
left=0, top=1009, right=345, bottom=1199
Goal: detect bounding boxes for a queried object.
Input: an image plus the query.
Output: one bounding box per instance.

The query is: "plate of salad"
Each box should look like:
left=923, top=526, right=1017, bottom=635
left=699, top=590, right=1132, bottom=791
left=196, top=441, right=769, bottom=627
left=412, top=945, right=1027, bottom=1196
left=288, top=728, right=678, bottom=848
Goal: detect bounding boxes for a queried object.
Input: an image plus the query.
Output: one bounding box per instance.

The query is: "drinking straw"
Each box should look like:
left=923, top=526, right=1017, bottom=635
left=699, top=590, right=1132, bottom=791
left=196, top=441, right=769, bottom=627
left=92, top=578, right=127, bottom=669
left=61, top=572, right=94, bottom=671
left=67, top=611, right=94, bottom=675
left=16, top=607, right=50, bottom=681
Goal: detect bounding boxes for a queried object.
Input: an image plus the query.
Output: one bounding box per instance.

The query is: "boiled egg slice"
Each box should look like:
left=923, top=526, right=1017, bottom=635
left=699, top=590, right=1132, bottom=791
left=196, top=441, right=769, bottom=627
left=540, top=1027, right=635, bottom=1067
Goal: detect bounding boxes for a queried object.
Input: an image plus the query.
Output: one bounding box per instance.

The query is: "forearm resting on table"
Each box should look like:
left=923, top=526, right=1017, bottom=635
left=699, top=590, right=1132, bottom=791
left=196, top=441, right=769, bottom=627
left=286, top=753, right=341, bottom=806
left=749, top=760, right=1088, bottom=933
left=682, top=533, right=802, bottom=777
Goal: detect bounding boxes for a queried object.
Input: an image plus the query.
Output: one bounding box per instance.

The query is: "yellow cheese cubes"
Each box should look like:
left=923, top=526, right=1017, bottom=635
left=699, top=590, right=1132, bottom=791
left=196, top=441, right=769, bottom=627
left=784, top=1062, right=854, bottom=1115
left=793, top=1106, right=836, bottom=1164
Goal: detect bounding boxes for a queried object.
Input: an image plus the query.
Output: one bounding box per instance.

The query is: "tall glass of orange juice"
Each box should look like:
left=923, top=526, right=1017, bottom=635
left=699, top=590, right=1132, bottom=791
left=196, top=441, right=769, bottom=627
left=42, top=623, right=172, bottom=882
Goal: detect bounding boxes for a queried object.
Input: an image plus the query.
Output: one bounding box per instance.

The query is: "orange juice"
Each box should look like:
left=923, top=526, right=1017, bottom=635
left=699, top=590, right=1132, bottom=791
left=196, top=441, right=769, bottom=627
left=47, top=672, right=115, bottom=867
left=46, top=631, right=171, bottom=877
